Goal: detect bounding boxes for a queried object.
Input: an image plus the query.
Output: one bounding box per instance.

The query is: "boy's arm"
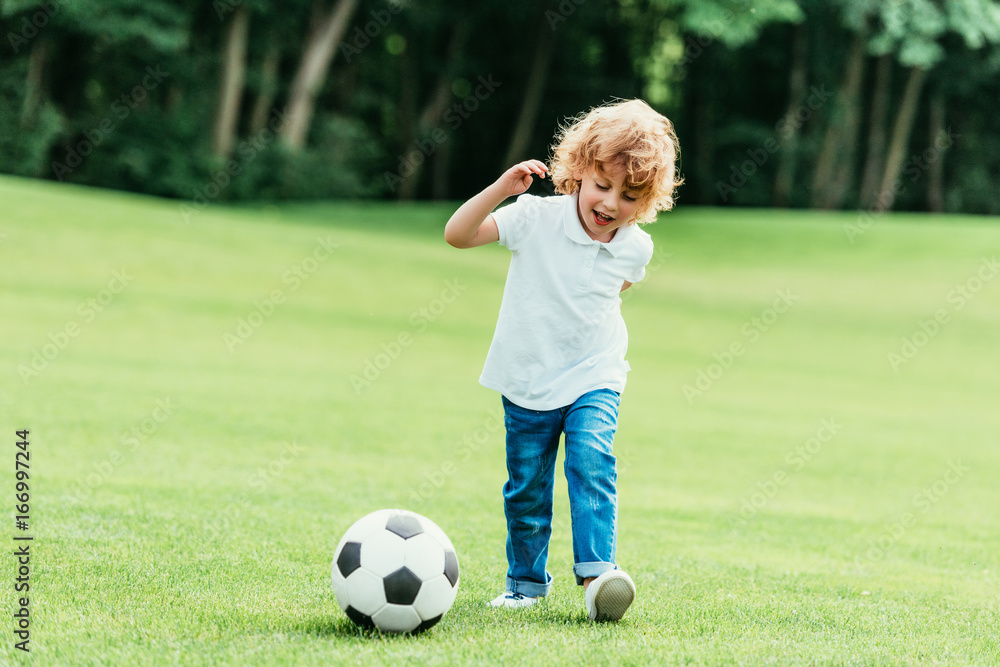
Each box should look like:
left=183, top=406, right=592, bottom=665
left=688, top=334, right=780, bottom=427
left=620, top=281, right=633, bottom=292
left=444, top=160, right=548, bottom=249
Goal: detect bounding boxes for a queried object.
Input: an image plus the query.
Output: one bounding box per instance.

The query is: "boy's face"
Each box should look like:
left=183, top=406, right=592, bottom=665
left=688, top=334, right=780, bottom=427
left=573, top=163, right=642, bottom=242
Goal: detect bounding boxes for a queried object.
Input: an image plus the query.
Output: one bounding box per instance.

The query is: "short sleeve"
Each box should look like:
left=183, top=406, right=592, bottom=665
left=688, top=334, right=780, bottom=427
left=491, top=194, right=540, bottom=252
left=625, top=234, right=655, bottom=283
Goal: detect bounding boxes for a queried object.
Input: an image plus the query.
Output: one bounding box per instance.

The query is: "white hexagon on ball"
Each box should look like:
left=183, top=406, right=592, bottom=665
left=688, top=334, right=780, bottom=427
left=360, top=530, right=406, bottom=578
left=412, top=574, right=457, bottom=621
left=372, top=604, right=422, bottom=634
left=403, top=533, right=446, bottom=581
left=339, top=510, right=391, bottom=543
left=344, top=569, right=385, bottom=617
left=422, top=520, right=456, bottom=553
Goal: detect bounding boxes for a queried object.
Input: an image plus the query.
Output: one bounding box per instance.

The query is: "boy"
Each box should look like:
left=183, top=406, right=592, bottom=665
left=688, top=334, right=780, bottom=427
left=444, top=99, right=681, bottom=621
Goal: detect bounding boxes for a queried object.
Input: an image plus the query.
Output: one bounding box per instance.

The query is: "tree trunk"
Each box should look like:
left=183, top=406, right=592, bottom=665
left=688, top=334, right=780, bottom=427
left=810, top=30, right=864, bottom=207
left=21, top=34, right=51, bottom=129
left=397, top=19, right=472, bottom=200
left=249, top=41, right=281, bottom=135
left=773, top=23, right=808, bottom=207
left=817, top=30, right=867, bottom=209
left=859, top=53, right=892, bottom=208
left=875, top=66, right=926, bottom=212
left=502, top=20, right=557, bottom=168
left=280, top=0, right=360, bottom=149
left=926, top=92, right=947, bottom=213
left=212, top=5, right=250, bottom=158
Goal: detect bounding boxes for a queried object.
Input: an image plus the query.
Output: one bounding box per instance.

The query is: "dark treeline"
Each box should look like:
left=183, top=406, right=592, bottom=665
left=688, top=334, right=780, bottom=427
left=2, top=0, right=998, bottom=214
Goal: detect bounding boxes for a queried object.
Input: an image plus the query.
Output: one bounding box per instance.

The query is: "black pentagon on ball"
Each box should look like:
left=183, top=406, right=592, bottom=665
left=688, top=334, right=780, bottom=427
left=384, top=567, right=422, bottom=605
left=345, top=605, right=375, bottom=629
left=385, top=514, right=424, bottom=540
left=444, top=549, right=459, bottom=587
left=412, top=614, right=443, bottom=634
left=337, top=541, right=362, bottom=577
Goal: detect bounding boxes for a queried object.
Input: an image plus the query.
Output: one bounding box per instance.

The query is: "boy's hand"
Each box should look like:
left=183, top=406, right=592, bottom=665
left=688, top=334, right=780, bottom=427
left=444, top=159, right=546, bottom=249
left=497, top=160, right=548, bottom=198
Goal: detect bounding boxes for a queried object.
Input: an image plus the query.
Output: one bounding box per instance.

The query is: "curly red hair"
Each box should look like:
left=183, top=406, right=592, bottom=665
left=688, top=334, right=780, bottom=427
left=549, top=99, right=682, bottom=223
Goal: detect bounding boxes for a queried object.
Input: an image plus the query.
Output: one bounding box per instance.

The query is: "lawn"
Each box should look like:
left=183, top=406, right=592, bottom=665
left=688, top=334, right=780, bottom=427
left=1, top=174, right=998, bottom=665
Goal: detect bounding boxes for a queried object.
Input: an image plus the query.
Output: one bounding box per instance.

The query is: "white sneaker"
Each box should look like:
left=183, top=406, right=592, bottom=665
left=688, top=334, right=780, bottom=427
left=489, top=591, right=540, bottom=609
left=585, top=569, right=635, bottom=622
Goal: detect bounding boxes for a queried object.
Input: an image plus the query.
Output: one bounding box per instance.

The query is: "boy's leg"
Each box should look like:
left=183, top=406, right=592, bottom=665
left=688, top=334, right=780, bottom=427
left=501, top=396, right=562, bottom=598
left=562, top=388, right=621, bottom=585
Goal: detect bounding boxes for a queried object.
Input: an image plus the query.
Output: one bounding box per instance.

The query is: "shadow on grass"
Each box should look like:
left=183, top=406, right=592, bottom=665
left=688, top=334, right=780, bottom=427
left=536, top=608, right=594, bottom=626
left=288, top=614, right=449, bottom=641
left=287, top=606, right=603, bottom=640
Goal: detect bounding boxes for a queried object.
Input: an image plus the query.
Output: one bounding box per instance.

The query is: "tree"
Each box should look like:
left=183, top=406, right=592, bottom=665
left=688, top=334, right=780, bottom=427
left=858, top=53, right=892, bottom=207
left=868, top=0, right=1000, bottom=211
left=280, top=0, right=360, bottom=149
left=773, top=21, right=808, bottom=207
left=502, top=10, right=558, bottom=167
left=212, top=4, right=249, bottom=157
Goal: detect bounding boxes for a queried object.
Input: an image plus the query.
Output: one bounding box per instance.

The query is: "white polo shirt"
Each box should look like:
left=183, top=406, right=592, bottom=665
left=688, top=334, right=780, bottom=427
left=480, top=193, right=654, bottom=410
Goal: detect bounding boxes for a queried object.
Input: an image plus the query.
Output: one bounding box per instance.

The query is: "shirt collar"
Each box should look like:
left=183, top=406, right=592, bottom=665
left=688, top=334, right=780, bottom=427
left=562, top=193, right=635, bottom=257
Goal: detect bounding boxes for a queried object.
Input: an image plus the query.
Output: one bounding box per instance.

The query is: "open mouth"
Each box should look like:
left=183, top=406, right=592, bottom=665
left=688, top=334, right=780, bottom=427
left=593, top=211, right=614, bottom=226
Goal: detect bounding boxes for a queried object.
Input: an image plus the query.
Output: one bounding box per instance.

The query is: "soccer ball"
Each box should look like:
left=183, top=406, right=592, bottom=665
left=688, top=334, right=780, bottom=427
left=331, top=509, right=460, bottom=633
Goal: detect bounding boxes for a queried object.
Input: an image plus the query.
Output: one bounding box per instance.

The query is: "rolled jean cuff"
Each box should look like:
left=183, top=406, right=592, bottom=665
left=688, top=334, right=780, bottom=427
left=574, top=561, right=617, bottom=586
left=506, top=574, right=552, bottom=598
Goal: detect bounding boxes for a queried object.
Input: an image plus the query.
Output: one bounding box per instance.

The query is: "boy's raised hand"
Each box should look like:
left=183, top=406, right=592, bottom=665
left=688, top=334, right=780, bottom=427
left=444, top=159, right=547, bottom=249
left=497, top=160, right=548, bottom=198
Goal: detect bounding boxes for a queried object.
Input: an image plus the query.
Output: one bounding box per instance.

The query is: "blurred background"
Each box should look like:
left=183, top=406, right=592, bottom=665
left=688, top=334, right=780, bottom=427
left=2, top=0, right=999, bottom=214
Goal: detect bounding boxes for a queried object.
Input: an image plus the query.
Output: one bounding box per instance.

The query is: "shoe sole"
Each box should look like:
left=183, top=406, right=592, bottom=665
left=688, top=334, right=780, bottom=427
left=591, top=576, right=635, bottom=622
left=489, top=595, right=540, bottom=609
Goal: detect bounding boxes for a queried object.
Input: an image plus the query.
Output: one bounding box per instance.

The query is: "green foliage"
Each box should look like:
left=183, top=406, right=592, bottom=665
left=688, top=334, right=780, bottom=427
left=0, top=0, right=998, bottom=212
left=62, top=104, right=217, bottom=198
left=0, top=61, right=65, bottom=177
left=867, top=0, right=1000, bottom=66
left=870, top=0, right=947, bottom=65
left=668, top=0, right=804, bottom=47
left=230, top=114, right=387, bottom=201
left=944, top=0, right=1000, bottom=48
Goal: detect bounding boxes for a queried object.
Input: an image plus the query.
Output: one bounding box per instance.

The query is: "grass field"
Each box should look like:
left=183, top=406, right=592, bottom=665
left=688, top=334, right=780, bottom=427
left=2, top=173, right=999, bottom=666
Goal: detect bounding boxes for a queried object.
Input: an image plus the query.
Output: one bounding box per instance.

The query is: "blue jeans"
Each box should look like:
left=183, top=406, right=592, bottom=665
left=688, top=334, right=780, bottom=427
left=501, top=388, right=621, bottom=598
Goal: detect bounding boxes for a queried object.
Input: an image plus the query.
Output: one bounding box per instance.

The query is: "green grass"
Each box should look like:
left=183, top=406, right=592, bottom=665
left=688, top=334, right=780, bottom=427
left=2, top=173, right=999, bottom=665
